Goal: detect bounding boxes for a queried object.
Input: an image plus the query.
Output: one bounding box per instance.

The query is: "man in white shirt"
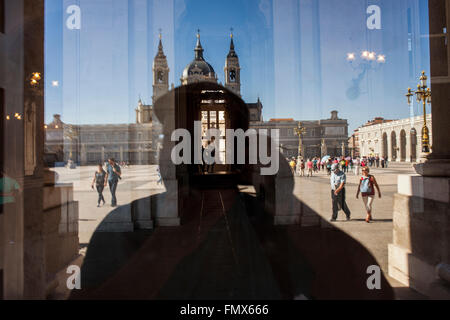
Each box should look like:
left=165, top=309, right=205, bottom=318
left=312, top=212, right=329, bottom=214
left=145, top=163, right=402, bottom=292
left=330, top=163, right=351, bottom=221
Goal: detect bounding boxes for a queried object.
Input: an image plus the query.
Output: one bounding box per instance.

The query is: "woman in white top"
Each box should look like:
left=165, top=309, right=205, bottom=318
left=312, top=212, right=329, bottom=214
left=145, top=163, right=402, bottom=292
left=356, top=167, right=381, bottom=223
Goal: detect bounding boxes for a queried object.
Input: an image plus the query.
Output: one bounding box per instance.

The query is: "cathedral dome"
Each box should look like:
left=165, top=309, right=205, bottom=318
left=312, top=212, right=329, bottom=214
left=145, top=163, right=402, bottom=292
left=182, top=60, right=216, bottom=79
left=181, top=31, right=217, bottom=84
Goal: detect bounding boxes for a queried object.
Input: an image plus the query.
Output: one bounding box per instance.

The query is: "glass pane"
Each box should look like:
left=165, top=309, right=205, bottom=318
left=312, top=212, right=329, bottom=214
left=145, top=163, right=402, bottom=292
left=219, top=110, right=226, bottom=137
left=219, top=138, right=226, bottom=164
left=209, top=111, right=217, bottom=128
left=201, top=111, right=208, bottom=137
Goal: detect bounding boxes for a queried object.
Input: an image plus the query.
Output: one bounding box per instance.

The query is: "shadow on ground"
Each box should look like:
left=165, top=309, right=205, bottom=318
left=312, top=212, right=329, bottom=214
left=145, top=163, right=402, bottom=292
left=70, top=83, right=394, bottom=300
left=71, top=187, right=394, bottom=300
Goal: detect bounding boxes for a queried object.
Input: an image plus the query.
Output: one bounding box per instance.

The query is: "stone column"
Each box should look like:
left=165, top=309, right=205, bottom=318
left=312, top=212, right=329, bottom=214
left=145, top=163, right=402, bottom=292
left=405, top=134, right=411, bottom=163
left=387, top=135, right=392, bottom=162
left=388, top=0, right=450, bottom=299
left=415, top=1, right=450, bottom=176
left=152, top=92, right=180, bottom=227
left=321, top=139, right=326, bottom=157
left=101, top=146, right=105, bottom=163
left=80, top=143, right=87, bottom=165
left=138, top=146, right=142, bottom=164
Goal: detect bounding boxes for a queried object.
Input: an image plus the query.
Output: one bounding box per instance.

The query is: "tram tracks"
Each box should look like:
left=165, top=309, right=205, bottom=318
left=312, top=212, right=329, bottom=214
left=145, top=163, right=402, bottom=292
left=196, top=190, right=240, bottom=270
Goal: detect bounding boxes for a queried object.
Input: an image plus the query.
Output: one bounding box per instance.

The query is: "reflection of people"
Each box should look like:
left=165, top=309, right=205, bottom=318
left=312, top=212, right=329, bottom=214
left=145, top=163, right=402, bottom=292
left=306, top=159, right=313, bottom=177
left=205, top=137, right=216, bottom=173
left=289, top=158, right=296, bottom=175
left=72, top=82, right=394, bottom=300
left=91, top=164, right=106, bottom=207
left=0, top=169, right=21, bottom=210
left=296, top=157, right=304, bottom=177
left=106, top=158, right=121, bottom=207
left=156, top=165, right=163, bottom=185
left=356, top=167, right=381, bottom=223
left=330, top=163, right=351, bottom=221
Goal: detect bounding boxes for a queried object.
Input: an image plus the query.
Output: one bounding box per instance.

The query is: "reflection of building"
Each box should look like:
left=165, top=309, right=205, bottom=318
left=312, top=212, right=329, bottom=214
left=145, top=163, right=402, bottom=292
left=46, top=31, right=264, bottom=165
left=45, top=114, right=154, bottom=165
left=356, top=114, right=432, bottom=162
left=1, top=0, right=79, bottom=299
left=348, top=130, right=360, bottom=158
left=250, top=111, right=349, bottom=159
left=349, top=117, right=394, bottom=158
left=137, top=30, right=259, bottom=121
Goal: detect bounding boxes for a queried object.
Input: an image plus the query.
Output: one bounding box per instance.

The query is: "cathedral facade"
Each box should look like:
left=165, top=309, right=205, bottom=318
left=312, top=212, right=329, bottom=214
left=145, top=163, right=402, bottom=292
left=136, top=31, right=257, bottom=124
left=45, top=31, right=348, bottom=165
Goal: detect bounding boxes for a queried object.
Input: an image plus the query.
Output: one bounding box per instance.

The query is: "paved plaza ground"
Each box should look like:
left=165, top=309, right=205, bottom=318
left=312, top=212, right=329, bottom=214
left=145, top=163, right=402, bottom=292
left=53, top=165, right=166, bottom=244
left=291, top=163, right=424, bottom=298
left=53, top=162, right=424, bottom=299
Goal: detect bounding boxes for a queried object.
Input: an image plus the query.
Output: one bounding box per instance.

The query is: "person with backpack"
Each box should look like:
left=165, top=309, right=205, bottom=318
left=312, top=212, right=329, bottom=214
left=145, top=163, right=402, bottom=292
left=340, top=158, right=346, bottom=173
left=356, top=167, right=381, bottom=223
left=326, top=159, right=332, bottom=176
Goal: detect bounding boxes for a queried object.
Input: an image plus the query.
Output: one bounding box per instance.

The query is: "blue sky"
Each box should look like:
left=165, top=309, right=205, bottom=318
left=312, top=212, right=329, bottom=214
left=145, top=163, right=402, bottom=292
left=45, top=0, right=430, bottom=132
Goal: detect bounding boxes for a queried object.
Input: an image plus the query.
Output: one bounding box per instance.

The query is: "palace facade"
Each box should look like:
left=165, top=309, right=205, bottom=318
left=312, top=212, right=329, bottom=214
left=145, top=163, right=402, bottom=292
left=250, top=111, right=349, bottom=159
left=355, top=114, right=432, bottom=162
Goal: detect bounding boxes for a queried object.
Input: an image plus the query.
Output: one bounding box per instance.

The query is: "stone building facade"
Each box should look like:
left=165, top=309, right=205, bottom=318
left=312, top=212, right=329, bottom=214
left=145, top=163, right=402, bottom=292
left=356, top=114, right=432, bottom=162
left=45, top=114, right=155, bottom=166
left=250, top=111, right=349, bottom=159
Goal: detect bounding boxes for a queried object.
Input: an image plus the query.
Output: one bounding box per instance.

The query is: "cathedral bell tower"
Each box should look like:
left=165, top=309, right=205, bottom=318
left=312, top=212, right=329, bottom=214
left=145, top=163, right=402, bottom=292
left=224, top=30, right=241, bottom=97
left=152, top=31, right=169, bottom=104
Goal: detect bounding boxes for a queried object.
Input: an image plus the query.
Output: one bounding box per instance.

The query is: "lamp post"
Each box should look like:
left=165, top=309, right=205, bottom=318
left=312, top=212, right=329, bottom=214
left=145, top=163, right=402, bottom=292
left=295, top=122, right=307, bottom=159
left=64, top=124, right=78, bottom=161
left=406, top=71, right=432, bottom=154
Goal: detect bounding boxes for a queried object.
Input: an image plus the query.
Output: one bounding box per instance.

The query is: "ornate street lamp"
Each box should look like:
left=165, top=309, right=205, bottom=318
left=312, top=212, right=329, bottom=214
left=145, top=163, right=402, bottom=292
left=406, top=71, right=432, bottom=154
left=294, top=122, right=307, bottom=158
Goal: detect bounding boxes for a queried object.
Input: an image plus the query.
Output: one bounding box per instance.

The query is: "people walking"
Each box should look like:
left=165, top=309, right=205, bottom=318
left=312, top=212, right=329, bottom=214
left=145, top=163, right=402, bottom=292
left=205, top=137, right=216, bottom=173
left=91, top=164, right=106, bottom=207
left=0, top=168, right=21, bottom=210
left=356, top=167, right=381, bottom=223
left=326, top=159, right=332, bottom=176
left=330, top=163, right=351, bottom=221
left=354, top=158, right=360, bottom=176
left=340, top=158, right=346, bottom=173
left=156, top=165, right=163, bottom=185
left=296, top=157, right=304, bottom=177
left=307, top=159, right=313, bottom=177
left=289, top=157, right=297, bottom=175
left=106, top=158, right=122, bottom=207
